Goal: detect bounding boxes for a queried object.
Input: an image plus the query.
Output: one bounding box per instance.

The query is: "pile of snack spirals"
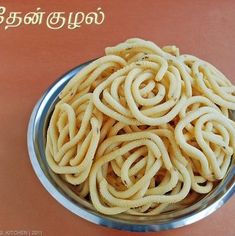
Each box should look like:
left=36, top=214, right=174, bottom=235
left=46, top=38, right=235, bottom=215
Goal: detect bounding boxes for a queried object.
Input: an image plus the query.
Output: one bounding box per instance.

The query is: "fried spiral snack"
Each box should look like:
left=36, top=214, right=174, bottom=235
left=46, top=38, right=235, bottom=215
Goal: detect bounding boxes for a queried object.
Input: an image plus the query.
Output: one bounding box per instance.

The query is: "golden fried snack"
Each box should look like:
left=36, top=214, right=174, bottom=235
left=45, top=38, right=235, bottom=215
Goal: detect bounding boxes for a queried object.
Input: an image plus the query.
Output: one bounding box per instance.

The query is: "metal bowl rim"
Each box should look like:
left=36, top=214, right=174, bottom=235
left=27, top=61, right=235, bottom=232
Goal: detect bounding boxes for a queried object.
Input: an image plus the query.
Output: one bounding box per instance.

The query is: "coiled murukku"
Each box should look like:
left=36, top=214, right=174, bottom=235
left=46, top=38, right=235, bottom=215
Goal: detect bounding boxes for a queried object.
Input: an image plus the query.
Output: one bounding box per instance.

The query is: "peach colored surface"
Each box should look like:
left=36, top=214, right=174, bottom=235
left=0, top=1, right=234, bottom=235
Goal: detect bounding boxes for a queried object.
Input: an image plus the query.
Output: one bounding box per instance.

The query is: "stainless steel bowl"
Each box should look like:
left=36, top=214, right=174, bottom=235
left=27, top=61, right=235, bottom=232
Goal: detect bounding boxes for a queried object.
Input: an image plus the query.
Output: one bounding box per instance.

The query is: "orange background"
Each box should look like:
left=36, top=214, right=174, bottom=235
left=0, top=0, right=234, bottom=235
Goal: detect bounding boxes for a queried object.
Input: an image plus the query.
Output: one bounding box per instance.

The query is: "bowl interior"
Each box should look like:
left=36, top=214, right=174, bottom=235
left=28, top=62, right=235, bottom=231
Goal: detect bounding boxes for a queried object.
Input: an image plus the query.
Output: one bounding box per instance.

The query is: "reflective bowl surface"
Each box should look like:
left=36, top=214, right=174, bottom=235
left=27, top=61, right=235, bottom=232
